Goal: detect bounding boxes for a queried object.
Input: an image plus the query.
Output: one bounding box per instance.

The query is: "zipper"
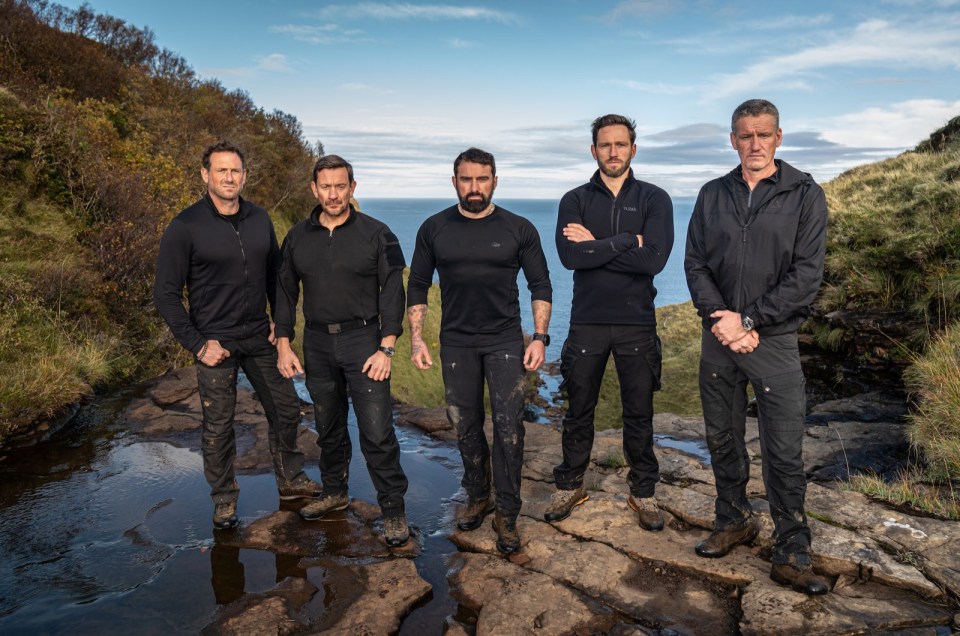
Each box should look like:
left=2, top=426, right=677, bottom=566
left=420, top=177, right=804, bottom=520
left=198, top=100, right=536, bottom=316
left=231, top=221, right=251, bottom=339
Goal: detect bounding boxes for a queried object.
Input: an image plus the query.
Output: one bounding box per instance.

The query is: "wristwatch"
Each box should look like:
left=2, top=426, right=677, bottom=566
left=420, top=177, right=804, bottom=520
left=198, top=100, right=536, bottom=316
left=378, top=345, right=395, bottom=357
left=741, top=315, right=755, bottom=332
left=532, top=333, right=551, bottom=346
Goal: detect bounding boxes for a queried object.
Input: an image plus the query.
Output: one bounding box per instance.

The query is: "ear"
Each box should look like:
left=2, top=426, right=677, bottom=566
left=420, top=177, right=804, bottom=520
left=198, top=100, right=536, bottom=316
left=775, top=128, right=783, bottom=148
left=630, top=144, right=637, bottom=158
left=451, top=175, right=458, bottom=189
left=729, top=132, right=737, bottom=151
left=492, top=175, right=498, bottom=190
left=590, top=145, right=598, bottom=160
left=201, top=167, right=209, bottom=182
left=310, top=180, right=319, bottom=199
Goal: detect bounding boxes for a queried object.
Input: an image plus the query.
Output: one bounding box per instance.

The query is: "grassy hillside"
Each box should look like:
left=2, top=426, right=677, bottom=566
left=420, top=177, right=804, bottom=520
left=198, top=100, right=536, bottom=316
left=0, top=0, right=318, bottom=444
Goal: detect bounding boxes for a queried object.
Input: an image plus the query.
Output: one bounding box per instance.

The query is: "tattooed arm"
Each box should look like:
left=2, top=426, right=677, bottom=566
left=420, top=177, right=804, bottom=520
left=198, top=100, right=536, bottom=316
left=407, top=303, right=433, bottom=370
left=524, top=299, right=552, bottom=371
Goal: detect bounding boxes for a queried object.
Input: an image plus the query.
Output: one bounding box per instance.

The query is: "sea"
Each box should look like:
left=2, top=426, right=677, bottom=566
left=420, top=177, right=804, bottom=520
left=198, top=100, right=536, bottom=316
left=358, top=197, right=696, bottom=362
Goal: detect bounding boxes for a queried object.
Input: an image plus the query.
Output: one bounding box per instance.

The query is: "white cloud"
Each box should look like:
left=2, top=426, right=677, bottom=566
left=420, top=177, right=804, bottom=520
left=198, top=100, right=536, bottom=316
left=803, top=98, right=960, bottom=149
left=603, top=79, right=695, bottom=95
left=447, top=38, right=474, bottom=48
left=256, top=53, right=292, bottom=72
left=269, top=23, right=369, bottom=44
left=708, top=17, right=960, bottom=99
left=314, top=3, right=520, bottom=24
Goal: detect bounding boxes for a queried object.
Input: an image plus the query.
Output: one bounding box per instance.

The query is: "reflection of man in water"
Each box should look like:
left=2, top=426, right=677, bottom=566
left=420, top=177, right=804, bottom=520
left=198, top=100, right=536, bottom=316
left=154, top=141, right=321, bottom=532
left=209, top=543, right=244, bottom=605
left=407, top=148, right=552, bottom=555
left=274, top=155, right=410, bottom=548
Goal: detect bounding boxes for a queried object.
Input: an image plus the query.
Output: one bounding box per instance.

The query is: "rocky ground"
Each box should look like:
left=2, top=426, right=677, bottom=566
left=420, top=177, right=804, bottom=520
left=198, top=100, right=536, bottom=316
left=124, top=367, right=960, bottom=634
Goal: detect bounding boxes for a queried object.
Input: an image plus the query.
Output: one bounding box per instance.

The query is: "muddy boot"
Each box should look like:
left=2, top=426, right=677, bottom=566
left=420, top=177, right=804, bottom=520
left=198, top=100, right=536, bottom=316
left=277, top=474, right=323, bottom=501
left=543, top=486, right=589, bottom=522
left=770, top=563, right=829, bottom=595
left=492, top=512, right=521, bottom=555
left=299, top=491, right=349, bottom=520
left=627, top=495, right=664, bottom=532
left=695, top=517, right=760, bottom=558
left=384, top=513, right=410, bottom=547
left=458, top=495, right=496, bottom=531
left=213, top=500, right=239, bottom=530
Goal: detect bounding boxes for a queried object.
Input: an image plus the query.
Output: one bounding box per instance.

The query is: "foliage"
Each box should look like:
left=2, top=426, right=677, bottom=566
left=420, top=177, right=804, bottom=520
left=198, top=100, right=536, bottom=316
left=845, top=469, right=959, bottom=521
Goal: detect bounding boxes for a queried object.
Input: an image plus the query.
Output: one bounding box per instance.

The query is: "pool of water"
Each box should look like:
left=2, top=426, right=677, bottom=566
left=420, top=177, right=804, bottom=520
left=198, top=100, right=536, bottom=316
left=0, top=380, right=466, bottom=634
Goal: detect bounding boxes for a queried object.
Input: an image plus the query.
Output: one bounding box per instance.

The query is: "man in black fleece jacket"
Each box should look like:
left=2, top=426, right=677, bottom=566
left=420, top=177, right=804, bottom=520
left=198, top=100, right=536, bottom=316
left=684, top=99, right=828, bottom=595
left=154, top=141, right=320, bottom=531
left=407, top=148, right=552, bottom=555
left=545, top=114, right=674, bottom=532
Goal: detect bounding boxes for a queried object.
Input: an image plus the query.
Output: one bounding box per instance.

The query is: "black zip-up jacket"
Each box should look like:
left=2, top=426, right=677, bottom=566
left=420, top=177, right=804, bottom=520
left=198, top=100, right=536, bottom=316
left=153, top=194, right=279, bottom=354
left=684, top=159, right=828, bottom=335
left=556, top=169, right=674, bottom=325
left=274, top=205, right=405, bottom=341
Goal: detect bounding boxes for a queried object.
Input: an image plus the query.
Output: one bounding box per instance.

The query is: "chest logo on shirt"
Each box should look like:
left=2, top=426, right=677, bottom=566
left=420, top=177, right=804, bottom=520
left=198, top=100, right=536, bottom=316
left=491, top=241, right=502, bottom=248
left=622, top=206, right=637, bottom=212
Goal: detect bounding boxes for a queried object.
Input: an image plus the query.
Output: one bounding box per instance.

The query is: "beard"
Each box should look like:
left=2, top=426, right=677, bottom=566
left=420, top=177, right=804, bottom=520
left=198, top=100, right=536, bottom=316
left=322, top=198, right=350, bottom=217
left=597, top=156, right=632, bottom=179
left=458, top=191, right=492, bottom=213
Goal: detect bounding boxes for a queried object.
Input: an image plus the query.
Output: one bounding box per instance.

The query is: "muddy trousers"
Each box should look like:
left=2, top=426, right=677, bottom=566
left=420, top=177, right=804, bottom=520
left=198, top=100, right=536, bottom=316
left=554, top=325, right=662, bottom=498
left=302, top=324, right=407, bottom=516
left=196, top=332, right=307, bottom=504
left=699, top=329, right=812, bottom=566
left=441, top=341, right=527, bottom=522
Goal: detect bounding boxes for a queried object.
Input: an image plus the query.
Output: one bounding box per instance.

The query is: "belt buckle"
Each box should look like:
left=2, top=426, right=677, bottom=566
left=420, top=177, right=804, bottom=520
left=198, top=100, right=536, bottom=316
left=328, top=323, right=342, bottom=334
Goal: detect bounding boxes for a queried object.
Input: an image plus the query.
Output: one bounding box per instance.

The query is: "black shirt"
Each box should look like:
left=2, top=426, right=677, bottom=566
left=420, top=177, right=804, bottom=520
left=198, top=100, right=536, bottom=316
left=275, top=205, right=406, bottom=341
left=407, top=204, right=552, bottom=347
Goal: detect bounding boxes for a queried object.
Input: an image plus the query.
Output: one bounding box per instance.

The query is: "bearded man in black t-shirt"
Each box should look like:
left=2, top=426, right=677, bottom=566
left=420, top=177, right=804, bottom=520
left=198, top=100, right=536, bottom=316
left=407, top=148, right=553, bottom=555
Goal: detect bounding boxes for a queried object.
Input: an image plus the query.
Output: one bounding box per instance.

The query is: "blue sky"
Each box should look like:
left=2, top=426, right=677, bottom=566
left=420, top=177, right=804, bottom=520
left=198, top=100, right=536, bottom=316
left=59, top=1, right=960, bottom=198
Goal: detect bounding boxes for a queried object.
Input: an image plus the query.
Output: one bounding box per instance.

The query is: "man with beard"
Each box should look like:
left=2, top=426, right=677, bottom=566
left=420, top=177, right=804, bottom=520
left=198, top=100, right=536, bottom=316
left=274, top=155, right=410, bottom=547
left=154, top=140, right=321, bottom=532
left=407, top=148, right=552, bottom=555
left=545, top=115, right=674, bottom=531
left=684, top=99, right=828, bottom=594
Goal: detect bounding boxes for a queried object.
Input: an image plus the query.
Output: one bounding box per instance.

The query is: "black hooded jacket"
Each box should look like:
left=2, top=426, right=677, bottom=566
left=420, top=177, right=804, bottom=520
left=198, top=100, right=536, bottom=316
left=684, top=159, right=828, bottom=336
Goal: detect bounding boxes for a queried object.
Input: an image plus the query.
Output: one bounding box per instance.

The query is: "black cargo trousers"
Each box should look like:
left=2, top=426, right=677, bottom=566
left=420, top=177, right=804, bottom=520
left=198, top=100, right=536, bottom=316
left=302, top=322, right=408, bottom=516
left=698, top=330, right=812, bottom=566
left=554, top=324, right=663, bottom=498
left=195, top=331, right=307, bottom=504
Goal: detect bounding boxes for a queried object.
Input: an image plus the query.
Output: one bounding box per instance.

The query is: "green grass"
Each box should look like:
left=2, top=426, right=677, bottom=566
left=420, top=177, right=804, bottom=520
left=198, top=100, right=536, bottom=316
left=844, top=469, right=960, bottom=521
left=598, top=452, right=627, bottom=469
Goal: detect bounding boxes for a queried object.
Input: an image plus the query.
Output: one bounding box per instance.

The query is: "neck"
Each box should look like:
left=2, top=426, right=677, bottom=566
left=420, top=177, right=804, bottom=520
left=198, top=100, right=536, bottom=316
left=319, top=206, right=351, bottom=229
left=457, top=202, right=495, bottom=219
left=600, top=172, right=629, bottom=197
left=209, top=193, right=240, bottom=215
left=741, top=162, right=777, bottom=191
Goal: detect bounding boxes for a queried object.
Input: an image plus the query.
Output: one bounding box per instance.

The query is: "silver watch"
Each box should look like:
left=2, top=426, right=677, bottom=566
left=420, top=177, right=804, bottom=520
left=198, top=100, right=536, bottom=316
left=741, top=315, right=755, bottom=331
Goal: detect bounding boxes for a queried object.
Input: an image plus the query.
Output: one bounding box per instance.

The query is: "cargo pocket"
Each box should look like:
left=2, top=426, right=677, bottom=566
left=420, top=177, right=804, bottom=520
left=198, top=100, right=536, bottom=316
left=558, top=339, right=604, bottom=396
left=613, top=335, right=662, bottom=392
left=753, top=370, right=806, bottom=432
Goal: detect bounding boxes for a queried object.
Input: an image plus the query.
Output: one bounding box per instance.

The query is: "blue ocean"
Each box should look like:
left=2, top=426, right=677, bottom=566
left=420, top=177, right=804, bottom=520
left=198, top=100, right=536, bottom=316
left=359, top=197, right=695, bottom=362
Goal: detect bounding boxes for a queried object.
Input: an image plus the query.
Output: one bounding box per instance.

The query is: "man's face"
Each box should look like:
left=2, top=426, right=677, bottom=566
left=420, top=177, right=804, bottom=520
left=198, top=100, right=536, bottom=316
left=453, top=161, right=497, bottom=213
left=201, top=151, right=246, bottom=203
left=591, top=124, right=636, bottom=179
left=730, top=114, right=782, bottom=175
left=310, top=167, right=355, bottom=217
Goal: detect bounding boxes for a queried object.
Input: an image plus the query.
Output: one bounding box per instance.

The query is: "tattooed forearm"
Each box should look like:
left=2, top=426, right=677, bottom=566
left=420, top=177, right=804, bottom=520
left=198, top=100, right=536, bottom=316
left=532, top=300, right=552, bottom=334
left=407, top=304, right=428, bottom=354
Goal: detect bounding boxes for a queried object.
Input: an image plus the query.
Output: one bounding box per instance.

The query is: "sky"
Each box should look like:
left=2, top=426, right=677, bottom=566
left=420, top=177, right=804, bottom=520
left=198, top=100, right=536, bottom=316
left=57, top=0, right=960, bottom=198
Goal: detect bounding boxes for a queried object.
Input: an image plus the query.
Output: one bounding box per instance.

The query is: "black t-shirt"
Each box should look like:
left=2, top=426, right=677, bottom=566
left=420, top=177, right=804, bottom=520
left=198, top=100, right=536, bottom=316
left=407, top=205, right=552, bottom=347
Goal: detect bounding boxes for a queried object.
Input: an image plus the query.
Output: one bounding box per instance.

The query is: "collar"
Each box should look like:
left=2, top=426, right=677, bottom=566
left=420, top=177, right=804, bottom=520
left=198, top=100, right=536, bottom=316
left=204, top=193, right=248, bottom=219
left=309, top=203, right=357, bottom=230
left=457, top=202, right=496, bottom=218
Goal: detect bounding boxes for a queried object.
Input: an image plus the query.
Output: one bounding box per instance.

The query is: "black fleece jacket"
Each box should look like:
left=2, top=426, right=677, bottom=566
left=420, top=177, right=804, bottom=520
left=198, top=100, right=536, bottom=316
left=556, top=169, right=674, bottom=326
left=684, top=159, right=828, bottom=335
left=274, top=205, right=406, bottom=341
left=153, top=194, right=278, bottom=354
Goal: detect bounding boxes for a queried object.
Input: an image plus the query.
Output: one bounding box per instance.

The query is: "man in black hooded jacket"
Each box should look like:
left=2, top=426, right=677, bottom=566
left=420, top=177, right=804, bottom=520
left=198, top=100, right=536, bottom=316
left=684, top=99, right=829, bottom=595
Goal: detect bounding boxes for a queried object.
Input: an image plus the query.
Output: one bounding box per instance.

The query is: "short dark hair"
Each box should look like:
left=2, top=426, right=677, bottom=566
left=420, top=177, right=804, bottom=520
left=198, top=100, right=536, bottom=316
left=453, top=147, right=496, bottom=177
left=731, top=99, right=780, bottom=132
left=312, top=154, right=354, bottom=183
left=591, top=114, right=637, bottom=145
left=202, top=140, right=245, bottom=170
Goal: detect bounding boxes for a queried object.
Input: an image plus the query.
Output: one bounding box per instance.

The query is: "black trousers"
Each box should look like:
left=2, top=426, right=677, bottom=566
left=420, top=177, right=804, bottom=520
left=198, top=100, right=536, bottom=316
left=195, top=332, right=307, bottom=504
left=302, top=324, right=407, bottom=515
left=699, top=329, right=812, bottom=566
left=554, top=324, right=662, bottom=498
left=441, top=341, right=527, bottom=521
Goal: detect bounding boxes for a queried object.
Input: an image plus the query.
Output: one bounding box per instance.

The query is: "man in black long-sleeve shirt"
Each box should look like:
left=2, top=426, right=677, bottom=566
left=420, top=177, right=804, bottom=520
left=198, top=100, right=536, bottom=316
left=545, top=115, right=674, bottom=531
left=154, top=141, right=320, bottom=531
left=407, top=148, right=552, bottom=555
left=274, top=155, right=410, bottom=547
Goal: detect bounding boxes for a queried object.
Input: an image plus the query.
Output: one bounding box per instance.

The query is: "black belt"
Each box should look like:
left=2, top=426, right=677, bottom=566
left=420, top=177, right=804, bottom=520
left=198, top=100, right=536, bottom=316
left=306, top=317, right=378, bottom=334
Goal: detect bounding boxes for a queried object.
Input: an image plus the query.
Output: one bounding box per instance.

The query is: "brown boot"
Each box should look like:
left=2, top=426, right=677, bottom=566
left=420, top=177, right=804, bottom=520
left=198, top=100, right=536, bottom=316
left=695, top=517, right=759, bottom=558
left=770, top=563, right=829, bottom=595
left=627, top=495, right=664, bottom=532
left=491, top=512, right=521, bottom=555
left=212, top=500, right=239, bottom=530
left=458, top=495, right=495, bottom=531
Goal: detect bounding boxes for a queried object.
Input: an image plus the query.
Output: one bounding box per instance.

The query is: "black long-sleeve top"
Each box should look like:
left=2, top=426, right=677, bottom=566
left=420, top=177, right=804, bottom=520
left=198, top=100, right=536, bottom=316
left=407, top=204, right=552, bottom=348
left=556, top=169, right=674, bottom=326
left=275, top=205, right=406, bottom=341
left=153, top=194, right=278, bottom=354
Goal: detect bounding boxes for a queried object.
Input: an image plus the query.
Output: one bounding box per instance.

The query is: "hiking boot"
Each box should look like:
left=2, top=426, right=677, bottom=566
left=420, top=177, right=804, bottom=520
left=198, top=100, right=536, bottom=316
left=384, top=513, right=410, bottom=547
left=457, top=495, right=496, bottom=531
left=627, top=495, right=664, bottom=532
left=543, top=486, right=589, bottom=522
left=770, top=563, right=829, bottom=595
left=492, top=512, right=521, bottom=555
left=299, top=491, right=349, bottom=520
left=213, top=500, right=239, bottom=530
left=695, top=517, right=760, bottom=558
left=277, top=474, right=323, bottom=501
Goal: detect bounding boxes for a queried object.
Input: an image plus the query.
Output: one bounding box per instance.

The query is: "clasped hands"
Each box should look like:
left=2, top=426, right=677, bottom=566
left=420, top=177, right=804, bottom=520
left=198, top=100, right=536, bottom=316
left=710, top=310, right=759, bottom=354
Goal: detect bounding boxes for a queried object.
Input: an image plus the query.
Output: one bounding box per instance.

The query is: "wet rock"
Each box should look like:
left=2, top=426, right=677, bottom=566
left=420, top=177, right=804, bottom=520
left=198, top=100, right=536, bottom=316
left=147, top=366, right=199, bottom=406
left=212, top=595, right=299, bottom=635
left=803, top=420, right=910, bottom=480
left=807, top=391, right=909, bottom=423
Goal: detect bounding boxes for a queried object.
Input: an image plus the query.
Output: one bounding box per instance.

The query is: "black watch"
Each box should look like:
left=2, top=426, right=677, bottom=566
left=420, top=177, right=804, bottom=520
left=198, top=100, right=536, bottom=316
left=741, top=315, right=755, bottom=332
left=532, top=333, right=550, bottom=347
left=378, top=345, right=395, bottom=357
